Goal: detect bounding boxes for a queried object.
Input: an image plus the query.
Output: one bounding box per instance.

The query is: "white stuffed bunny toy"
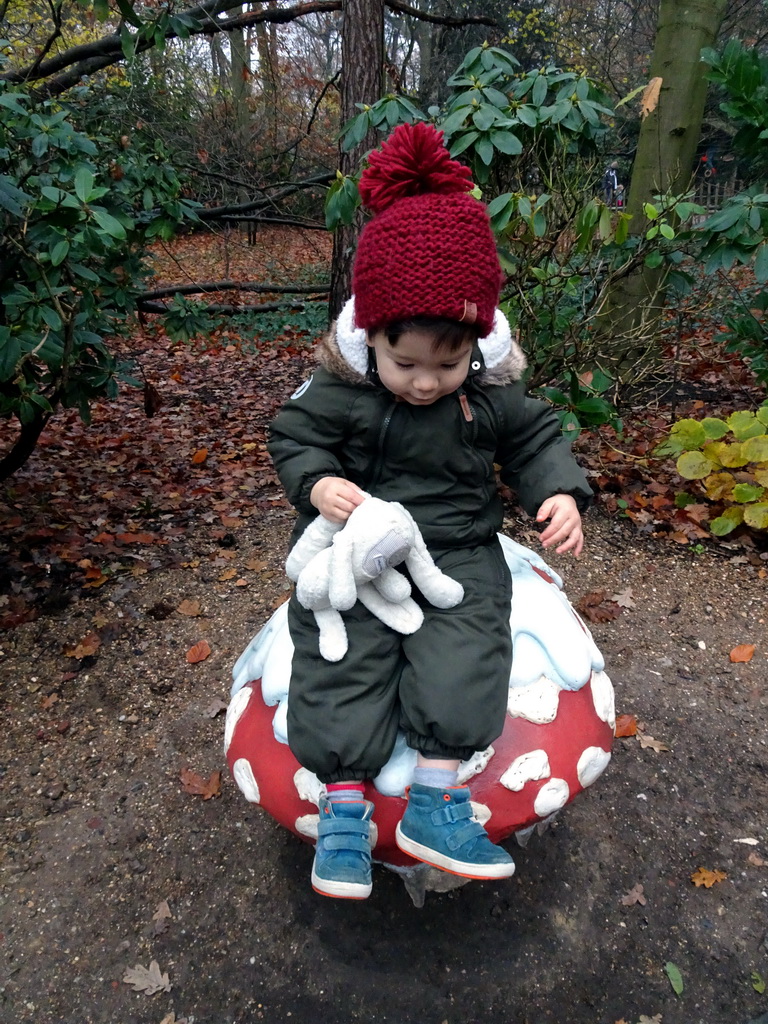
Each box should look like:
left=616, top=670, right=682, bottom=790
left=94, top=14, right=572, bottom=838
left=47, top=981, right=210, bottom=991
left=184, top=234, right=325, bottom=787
left=285, top=495, right=464, bottom=662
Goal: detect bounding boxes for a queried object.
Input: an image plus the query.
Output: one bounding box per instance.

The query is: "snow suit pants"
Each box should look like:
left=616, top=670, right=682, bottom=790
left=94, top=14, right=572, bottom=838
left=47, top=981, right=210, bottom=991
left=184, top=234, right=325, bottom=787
left=286, top=540, right=513, bottom=784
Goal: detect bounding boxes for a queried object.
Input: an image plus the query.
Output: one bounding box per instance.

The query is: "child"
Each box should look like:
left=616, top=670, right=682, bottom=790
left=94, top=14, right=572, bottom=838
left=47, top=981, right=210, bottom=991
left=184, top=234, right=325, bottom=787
left=268, top=122, right=592, bottom=899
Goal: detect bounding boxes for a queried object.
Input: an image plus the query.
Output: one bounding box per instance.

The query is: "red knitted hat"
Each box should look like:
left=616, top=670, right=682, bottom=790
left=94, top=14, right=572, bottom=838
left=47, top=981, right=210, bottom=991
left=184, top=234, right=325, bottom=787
left=352, top=122, right=503, bottom=336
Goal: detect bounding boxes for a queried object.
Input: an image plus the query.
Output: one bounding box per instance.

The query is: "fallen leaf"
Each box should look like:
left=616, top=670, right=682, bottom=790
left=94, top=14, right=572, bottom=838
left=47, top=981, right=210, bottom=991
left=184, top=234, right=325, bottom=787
left=729, top=644, right=755, bottom=663
left=152, top=899, right=172, bottom=922
left=186, top=640, right=211, bottom=664
left=691, top=866, right=727, bottom=888
left=180, top=766, right=221, bottom=800
left=234, top=578, right=249, bottom=587
left=640, top=76, right=663, bottom=118
left=748, top=851, right=767, bottom=867
left=575, top=590, right=622, bottom=623
left=244, top=558, right=268, bottom=571
left=116, top=532, right=156, bottom=544
left=151, top=899, right=172, bottom=935
left=220, top=515, right=241, bottom=528
left=638, top=1017, right=662, bottom=1024
left=665, top=961, right=683, bottom=995
left=620, top=882, right=647, bottom=906
left=612, top=587, right=636, bottom=609
left=177, top=599, right=202, bottom=617
left=752, top=971, right=766, bottom=994
left=202, top=697, right=228, bottom=719
left=615, top=713, right=638, bottom=737
left=41, top=693, right=59, bottom=710
left=192, top=447, right=208, bottom=464
left=217, top=568, right=238, bottom=581
left=65, top=631, right=102, bottom=660
left=637, top=733, right=670, bottom=752
left=122, top=960, right=171, bottom=995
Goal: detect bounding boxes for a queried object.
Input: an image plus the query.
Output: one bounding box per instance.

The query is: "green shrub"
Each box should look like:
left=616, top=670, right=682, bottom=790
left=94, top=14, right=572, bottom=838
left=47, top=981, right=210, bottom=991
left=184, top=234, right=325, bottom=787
left=0, top=84, right=199, bottom=477
left=656, top=404, right=768, bottom=534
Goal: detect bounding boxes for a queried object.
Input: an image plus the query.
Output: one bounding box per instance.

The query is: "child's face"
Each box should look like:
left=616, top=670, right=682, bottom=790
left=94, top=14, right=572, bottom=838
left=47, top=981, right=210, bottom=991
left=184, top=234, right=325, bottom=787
left=366, top=328, right=473, bottom=406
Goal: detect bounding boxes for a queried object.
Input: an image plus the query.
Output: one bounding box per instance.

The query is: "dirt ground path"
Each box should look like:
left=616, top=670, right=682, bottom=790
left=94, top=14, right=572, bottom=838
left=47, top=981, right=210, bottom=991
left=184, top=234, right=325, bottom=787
left=1, top=504, right=767, bottom=1024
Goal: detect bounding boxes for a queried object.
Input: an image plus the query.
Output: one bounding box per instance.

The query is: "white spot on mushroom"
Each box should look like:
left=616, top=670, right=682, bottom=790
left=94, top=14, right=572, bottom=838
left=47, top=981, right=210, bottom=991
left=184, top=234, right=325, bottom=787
left=458, top=746, right=494, bottom=784
left=295, top=814, right=319, bottom=840
left=533, top=778, right=570, bottom=817
left=500, top=749, right=551, bottom=792
left=506, top=676, right=561, bottom=723
left=470, top=802, right=492, bottom=826
left=577, top=746, right=612, bottom=788
left=293, top=767, right=324, bottom=806
left=590, top=670, right=616, bottom=729
left=232, top=758, right=260, bottom=803
left=224, top=685, right=253, bottom=753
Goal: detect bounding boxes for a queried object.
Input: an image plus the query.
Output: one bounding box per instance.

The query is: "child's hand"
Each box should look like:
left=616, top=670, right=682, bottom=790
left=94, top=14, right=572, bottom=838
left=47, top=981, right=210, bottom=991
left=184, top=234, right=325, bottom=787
left=310, top=477, right=366, bottom=523
left=536, top=494, right=584, bottom=557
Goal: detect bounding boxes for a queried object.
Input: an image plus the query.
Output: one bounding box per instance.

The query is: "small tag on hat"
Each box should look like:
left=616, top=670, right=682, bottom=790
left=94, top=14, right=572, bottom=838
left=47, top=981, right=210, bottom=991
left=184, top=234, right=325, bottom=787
left=459, top=300, right=478, bottom=324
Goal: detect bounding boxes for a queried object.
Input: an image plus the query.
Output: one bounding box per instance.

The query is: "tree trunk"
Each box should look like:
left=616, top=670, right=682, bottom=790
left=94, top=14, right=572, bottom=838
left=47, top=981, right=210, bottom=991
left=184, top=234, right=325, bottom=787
left=0, top=411, right=52, bottom=482
left=229, top=12, right=251, bottom=132
left=255, top=1, right=280, bottom=157
left=328, top=0, right=384, bottom=323
left=603, top=0, right=728, bottom=355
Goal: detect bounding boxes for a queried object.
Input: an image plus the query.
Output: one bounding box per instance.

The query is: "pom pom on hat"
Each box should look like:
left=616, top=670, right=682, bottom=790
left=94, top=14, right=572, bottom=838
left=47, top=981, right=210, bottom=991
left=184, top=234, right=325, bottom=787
left=352, top=122, right=503, bottom=336
left=359, top=122, right=473, bottom=214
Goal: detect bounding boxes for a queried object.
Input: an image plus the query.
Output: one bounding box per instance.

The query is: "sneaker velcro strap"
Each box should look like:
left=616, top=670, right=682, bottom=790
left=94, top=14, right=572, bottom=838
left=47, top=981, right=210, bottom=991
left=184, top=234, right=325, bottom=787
left=320, top=833, right=371, bottom=853
left=445, top=820, right=486, bottom=852
left=430, top=801, right=474, bottom=826
left=318, top=817, right=370, bottom=837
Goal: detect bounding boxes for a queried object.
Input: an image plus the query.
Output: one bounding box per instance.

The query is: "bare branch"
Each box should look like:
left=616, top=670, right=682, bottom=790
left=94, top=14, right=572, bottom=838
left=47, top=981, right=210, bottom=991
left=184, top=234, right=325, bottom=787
left=384, top=0, right=498, bottom=28
left=141, top=281, right=329, bottom=301
left=3, top=0, right=343, bottom=97
left=138, top=297, right=327, bottom=315
left=196, top=171, right=334, bottom=220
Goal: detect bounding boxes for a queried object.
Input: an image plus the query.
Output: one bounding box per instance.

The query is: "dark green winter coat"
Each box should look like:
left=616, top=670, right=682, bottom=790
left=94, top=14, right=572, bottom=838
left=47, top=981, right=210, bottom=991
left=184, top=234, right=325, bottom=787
left=268, top=329, right=592, bottom=551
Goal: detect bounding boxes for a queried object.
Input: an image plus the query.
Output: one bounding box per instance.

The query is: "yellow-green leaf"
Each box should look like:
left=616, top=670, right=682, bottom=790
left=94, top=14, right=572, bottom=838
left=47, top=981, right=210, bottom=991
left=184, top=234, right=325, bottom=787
left=733, top=483, right=765, bottom=503
left=702, top=440, right=725, bottom=467
left=701, top=417, right=729, bottom=439
left=727, top=410, right=763, bottom=440
left=719, top=443, right=749, bottom=468
left=742, top=434, right=768, bottom=463
left=754, top=464, right=768, bottom=487
left=670, top=418, right=706, bottom=450
left=744, top=502, right=768, bottom=529
left=677, top=450, right=716, bottom=479
left=710, top=507, right=744, bottom=535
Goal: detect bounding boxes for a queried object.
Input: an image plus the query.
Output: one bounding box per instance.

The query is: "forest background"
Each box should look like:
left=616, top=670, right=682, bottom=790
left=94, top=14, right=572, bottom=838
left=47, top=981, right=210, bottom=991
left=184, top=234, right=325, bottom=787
left=2, top=0, right=768, bottom=548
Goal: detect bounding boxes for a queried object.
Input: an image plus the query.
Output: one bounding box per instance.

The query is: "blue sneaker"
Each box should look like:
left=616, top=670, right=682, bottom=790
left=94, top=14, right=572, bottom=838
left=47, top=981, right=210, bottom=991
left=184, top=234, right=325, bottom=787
left=395, top=784, right=515, bottom=880
left=311, top=798, right=374, bottom=899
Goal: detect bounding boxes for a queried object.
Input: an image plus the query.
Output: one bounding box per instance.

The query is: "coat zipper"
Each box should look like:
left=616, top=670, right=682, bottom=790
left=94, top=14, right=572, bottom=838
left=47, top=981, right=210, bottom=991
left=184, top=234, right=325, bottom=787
left=366, top=401, right=397, bottom=490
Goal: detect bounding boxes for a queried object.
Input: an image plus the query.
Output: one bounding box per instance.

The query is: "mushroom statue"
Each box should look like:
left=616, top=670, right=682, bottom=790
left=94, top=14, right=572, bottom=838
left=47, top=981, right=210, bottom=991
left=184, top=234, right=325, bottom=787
left=225, top=533, right=614, bottom=906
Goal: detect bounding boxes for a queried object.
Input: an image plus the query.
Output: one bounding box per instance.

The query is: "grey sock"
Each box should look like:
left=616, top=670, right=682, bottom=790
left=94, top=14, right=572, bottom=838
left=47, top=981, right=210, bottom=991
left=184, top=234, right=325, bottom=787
left=326, top=788, right=365, bottom=803
left=412, top=766, right=459, bottom=789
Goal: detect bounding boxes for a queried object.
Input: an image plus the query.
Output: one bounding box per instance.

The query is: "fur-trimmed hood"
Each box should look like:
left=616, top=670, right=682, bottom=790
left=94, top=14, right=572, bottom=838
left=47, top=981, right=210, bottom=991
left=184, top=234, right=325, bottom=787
left=316, top=321, right=527, bottom=389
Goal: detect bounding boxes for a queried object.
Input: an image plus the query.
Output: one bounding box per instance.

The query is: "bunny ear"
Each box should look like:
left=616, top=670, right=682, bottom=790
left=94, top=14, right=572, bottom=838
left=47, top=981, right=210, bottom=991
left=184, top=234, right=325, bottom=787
left=328, top=531, right=358, bottom=610
left=286, top=515, right=341, bottom=581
